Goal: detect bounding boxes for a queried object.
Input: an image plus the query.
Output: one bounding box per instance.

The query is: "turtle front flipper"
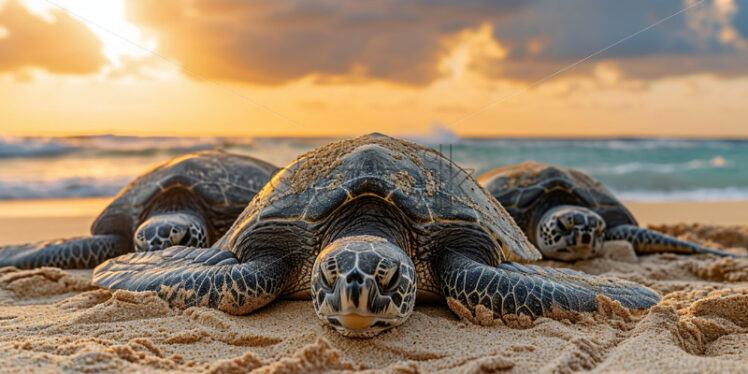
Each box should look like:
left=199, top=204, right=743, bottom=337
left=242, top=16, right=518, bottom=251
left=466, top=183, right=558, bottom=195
left=93, top=246, right=289, bottom=315
left=0, top=235, right=129, bottom=269
left=606, top=224, right=745, bottom=258
left=435, top=251, right=659, bottom=320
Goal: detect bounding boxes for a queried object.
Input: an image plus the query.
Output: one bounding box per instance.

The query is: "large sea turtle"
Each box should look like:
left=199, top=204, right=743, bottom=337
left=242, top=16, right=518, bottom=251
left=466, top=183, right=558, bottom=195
left=478, top=162, right=742, bottom=261
left=93, top=134, right=658, bottom=337
left=0, top=150, right=277, bottom=269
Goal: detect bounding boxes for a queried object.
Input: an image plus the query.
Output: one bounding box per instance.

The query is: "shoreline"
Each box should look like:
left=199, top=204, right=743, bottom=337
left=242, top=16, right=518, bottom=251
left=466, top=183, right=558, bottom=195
left=0, top=197, right=745, bottom=246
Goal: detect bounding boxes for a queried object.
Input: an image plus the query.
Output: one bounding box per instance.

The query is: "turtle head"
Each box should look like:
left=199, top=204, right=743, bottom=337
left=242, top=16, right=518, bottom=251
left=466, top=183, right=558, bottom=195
left=311, top=235, right=416, bottom=338
left=536, top=205, right=606, bottom=261
left=134, top=213, right=209, bottom=251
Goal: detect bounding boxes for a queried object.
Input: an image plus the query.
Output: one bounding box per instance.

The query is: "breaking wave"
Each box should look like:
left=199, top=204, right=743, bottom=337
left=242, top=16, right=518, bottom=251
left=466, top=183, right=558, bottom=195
left=0, top=134, right=746, bottom=201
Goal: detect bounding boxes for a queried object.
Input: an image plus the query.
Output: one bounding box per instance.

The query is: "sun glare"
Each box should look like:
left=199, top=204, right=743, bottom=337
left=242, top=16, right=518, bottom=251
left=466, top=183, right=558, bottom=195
left=18, top=0, right=152, bottom=64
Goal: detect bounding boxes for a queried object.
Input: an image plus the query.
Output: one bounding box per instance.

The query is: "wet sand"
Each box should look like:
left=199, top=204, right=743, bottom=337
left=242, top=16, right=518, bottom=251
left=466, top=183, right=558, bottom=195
left=1, top=198, right=747, bottom=372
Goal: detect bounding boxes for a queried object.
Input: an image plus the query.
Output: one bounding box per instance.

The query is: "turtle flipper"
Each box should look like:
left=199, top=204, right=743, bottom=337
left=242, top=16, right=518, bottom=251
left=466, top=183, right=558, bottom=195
left=607, top=224, right=745, bottom=258
left=0, top=235, right=129, bottom=269
left=436, top=251, right=659, bottom=320
left=92, top=246, right=288, bottom=315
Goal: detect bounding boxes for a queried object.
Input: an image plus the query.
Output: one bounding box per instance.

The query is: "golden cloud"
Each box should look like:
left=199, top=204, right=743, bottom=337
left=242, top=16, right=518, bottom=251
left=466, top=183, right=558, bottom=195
left=123, top=0, right=748, bottom=86
left=125, top=0, right=524, bottom=85
left=0, top=0, right=106, bottom=74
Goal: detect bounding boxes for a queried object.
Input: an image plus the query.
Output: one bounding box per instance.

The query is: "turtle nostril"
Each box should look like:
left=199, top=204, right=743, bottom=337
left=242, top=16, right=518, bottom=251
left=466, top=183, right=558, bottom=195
left=346, top=272, right=364, bottom=285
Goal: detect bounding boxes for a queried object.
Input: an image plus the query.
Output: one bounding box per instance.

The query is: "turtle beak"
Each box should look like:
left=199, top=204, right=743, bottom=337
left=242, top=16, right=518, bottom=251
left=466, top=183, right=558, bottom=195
left=334, top=270, right=377, bottom=330
left=336, top=313, right=375, bottom=330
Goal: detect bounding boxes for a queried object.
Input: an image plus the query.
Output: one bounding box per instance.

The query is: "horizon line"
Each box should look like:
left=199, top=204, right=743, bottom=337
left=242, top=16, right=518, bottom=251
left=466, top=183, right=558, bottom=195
left=3, top=132, right=748, bottom=141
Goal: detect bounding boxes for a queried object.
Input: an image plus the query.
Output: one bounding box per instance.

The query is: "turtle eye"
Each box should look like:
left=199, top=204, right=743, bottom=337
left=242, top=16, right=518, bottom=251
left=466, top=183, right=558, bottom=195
left=320, top=258, right=338, bottom=289
left=376, top=259, right=401, bottom=292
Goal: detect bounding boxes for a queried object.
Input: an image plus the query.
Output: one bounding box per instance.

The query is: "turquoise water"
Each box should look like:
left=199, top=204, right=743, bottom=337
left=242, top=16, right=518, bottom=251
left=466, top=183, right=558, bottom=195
left=0, top=135, right=746, bottom=201
left=449, top=138, right=748, bottom=201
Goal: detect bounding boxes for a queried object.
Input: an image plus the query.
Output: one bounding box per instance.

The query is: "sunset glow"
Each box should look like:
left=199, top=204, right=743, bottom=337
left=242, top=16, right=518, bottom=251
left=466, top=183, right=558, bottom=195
left=1, top=0, right=747, bottom=137
left=19, top=0, right=150, bottom=62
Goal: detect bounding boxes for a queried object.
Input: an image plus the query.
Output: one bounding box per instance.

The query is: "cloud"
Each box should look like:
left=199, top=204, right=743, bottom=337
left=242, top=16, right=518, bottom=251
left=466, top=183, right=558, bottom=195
left=125, top=0, right=748, bottom=86
left=734, top=1, right=748, bottom=38
left=125, top=0, right=526, bottom=85
left=0, top=0, right=744, bottom=85
left=497, top=2, right=708, bottom=61
left=0, top=0, right=106, bottom=74
left=480, top=0, right=748, bottom=82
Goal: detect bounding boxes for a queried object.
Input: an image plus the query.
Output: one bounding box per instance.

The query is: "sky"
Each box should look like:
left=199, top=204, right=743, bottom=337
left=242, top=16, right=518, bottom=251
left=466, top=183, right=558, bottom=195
left=1, top=0, right=747, bottom=138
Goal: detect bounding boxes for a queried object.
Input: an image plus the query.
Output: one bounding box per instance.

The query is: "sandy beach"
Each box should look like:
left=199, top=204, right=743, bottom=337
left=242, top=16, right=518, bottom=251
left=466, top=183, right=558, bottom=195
left=1, top=198, right=747, bottom=373
left=3, top=0, right=747, bottom=371
left=1, top=198, right=746, bottom=245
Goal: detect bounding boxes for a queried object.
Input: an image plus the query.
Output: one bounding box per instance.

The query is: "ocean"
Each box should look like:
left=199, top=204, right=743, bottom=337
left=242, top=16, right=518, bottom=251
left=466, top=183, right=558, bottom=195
left=0, top=134, right=746, bottom=202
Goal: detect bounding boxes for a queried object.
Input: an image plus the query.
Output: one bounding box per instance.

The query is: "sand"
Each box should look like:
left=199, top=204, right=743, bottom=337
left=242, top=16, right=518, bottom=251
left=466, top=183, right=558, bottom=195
left=1, top=199, right=748, bottom=373
left=626, top=201, right=748, bottom=227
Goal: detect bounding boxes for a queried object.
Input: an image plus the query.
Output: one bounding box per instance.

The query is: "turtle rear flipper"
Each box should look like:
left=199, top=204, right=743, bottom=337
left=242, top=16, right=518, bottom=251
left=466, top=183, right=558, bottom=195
left=92, top=246, right=289, bottom=315
left=607, top=225, right=746, bottom=258
left=436, top=251, right=659, bottom=320
left=0, top=235, right=129, bottom=269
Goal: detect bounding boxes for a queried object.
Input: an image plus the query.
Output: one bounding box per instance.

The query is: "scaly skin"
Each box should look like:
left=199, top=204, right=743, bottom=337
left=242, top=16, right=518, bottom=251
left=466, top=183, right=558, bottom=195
left=436, top=250, right=660, bottom=318
left=90, top=135, right=665, bottom=337
left=0, top=212, right=211, bottom=269
left=133, top=213, right=209, bottom=252
left=93, top=246, right=290, bottom=315
left=607, top=224, right=745, bottom=258
left=0, top=151, right=276, bottom=270
left=0, top=235, right=129, bottom=269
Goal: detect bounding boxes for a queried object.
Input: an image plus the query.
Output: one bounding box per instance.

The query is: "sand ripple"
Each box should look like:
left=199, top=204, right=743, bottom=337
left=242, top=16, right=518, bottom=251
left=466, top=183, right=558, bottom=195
left=1, top=223, right=747, bottom=373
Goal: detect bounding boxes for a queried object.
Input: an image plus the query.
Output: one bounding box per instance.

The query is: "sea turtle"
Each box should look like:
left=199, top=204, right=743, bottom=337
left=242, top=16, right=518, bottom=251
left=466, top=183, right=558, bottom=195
left=478, top=162, right=742, bottom=261
left=0, top=150, right=277, bottom=269
left=93, top=134, right=658, bottom=337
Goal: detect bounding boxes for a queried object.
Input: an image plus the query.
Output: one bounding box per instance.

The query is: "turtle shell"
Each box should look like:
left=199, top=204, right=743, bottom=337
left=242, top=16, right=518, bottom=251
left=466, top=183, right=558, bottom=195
left=92, top=150, right=277, bottom=241
left=219, top=133, right=539, bottom=263
left=478, top=162, right=637, bottom=239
